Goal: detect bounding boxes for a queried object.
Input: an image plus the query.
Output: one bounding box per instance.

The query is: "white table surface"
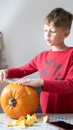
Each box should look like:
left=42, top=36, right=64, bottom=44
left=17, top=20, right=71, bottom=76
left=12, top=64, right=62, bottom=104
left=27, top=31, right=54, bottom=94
left=0, top=113, right=73, bottom=130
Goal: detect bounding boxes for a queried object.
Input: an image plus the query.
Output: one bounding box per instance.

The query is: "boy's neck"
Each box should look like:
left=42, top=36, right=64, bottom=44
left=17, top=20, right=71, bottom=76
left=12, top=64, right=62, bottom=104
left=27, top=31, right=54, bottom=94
left=51, top=44, right=68, bottom=52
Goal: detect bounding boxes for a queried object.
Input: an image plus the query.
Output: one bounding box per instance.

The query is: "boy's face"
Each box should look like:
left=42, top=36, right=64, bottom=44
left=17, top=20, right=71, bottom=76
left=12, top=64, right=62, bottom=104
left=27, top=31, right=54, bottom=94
left=44, top=21, right=70, bottom=47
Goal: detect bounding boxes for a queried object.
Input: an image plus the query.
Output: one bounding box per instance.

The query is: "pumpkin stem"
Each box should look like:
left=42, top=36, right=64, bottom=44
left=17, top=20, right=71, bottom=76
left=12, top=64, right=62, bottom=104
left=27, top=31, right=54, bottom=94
left=8, top=98, right=17, bottom=107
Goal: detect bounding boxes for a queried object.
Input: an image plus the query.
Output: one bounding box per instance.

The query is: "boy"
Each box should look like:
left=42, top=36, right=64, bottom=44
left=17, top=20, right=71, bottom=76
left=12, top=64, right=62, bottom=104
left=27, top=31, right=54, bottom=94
left=0, top=7, right=73, bottom=113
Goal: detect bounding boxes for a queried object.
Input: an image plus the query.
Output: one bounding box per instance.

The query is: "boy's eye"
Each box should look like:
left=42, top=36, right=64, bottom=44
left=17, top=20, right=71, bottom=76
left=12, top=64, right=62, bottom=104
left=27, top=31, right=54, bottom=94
left=44, top=28, right=57, bottom=33
left=50, top=30, right=56, bottom=33
left=44, top=29, right=57, bottom=33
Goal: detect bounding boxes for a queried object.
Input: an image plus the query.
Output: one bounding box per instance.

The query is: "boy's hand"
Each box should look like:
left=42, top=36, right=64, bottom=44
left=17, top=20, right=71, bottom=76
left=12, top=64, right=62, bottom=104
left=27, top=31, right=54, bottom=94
left=0, top=69, right=9, bottom=82
left=15, top=78, right=44, bottom=87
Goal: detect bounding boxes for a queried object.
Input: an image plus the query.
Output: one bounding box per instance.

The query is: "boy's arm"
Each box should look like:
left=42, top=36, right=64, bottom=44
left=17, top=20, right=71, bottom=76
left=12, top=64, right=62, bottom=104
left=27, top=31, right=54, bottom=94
left=0, top=52, right=40, bottom=81
left=7, top=58, right=38, bottom=78
left=0, top=59, right=38, bottom=82
left=43, top=79, right=73, bottom=95
left=7, top=52, right=42, bottom=79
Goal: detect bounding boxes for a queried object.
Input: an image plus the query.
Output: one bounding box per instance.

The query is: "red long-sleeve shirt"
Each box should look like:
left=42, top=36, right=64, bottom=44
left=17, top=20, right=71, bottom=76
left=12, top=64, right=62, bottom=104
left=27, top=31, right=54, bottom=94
left=8, top=47, right=73, bottom=113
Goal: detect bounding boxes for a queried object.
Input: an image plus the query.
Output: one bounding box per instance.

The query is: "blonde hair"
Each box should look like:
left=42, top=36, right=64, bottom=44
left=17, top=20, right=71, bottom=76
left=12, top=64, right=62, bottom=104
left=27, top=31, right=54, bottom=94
left=44, top=8, right=73, bottom=29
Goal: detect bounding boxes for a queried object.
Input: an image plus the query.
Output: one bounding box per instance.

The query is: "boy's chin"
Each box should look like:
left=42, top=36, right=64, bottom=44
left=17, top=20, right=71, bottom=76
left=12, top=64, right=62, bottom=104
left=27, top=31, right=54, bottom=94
left=46, top=42, right=53, bottom=46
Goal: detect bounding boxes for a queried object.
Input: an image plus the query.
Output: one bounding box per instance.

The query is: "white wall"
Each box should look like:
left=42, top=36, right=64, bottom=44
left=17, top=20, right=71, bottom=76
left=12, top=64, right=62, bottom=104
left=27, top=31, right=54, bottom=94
left=0, top=0, right=73, bottom=78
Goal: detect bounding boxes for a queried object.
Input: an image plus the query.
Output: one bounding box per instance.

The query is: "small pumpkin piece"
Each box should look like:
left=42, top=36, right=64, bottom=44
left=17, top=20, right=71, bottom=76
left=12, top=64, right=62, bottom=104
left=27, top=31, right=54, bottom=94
left=16, top=116, right=26, bottom=123
left=25, top=114, right=39, bottom=126
left=31, top=114, right=40, bottom=123
left=43, top=115, right=49, bottom=123
left=18, top=120, right=26, bottom=129
left=6, top=121, right=14, bottom=127
left=25, top=119, right=34, bottom=126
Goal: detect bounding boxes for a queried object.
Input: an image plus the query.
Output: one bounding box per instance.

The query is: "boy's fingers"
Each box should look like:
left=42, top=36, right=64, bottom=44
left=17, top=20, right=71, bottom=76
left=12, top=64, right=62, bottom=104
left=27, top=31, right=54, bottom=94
left=0, top=71, right=4, bottom=82
left=0, top=70, right=7, bottom=82
left=15, top=79, right=30, bottom=85
left=2, top=71, right=6, bottom=81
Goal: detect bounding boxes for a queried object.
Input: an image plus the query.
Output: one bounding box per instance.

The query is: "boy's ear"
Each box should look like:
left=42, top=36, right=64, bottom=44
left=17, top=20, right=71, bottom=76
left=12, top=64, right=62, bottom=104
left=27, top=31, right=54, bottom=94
left=64, top=29, right=70, bottom=38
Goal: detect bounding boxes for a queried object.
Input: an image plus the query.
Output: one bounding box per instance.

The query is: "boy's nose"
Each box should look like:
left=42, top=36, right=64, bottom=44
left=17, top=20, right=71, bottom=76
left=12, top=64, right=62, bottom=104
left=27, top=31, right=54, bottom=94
left=47, top=30, right=51, bottom=37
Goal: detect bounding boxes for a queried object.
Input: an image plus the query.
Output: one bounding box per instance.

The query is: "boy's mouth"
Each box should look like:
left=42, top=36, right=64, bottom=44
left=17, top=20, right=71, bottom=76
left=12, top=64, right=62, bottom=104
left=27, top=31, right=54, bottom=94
left=46, top=39, right=51, bottom=43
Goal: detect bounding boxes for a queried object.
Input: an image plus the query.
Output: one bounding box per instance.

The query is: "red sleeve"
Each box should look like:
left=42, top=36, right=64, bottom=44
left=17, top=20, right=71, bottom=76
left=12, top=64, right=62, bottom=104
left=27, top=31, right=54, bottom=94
left=43, top=53, right=73, bottom=94
left=43, top=79, right=73, bottom=94
left=7, top=56, right=38, bottom=78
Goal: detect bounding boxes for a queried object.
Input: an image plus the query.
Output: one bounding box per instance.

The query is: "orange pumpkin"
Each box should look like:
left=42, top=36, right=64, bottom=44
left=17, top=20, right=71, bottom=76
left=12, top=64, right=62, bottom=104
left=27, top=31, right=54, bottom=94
left=0, top=83, right=39, bottom=119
